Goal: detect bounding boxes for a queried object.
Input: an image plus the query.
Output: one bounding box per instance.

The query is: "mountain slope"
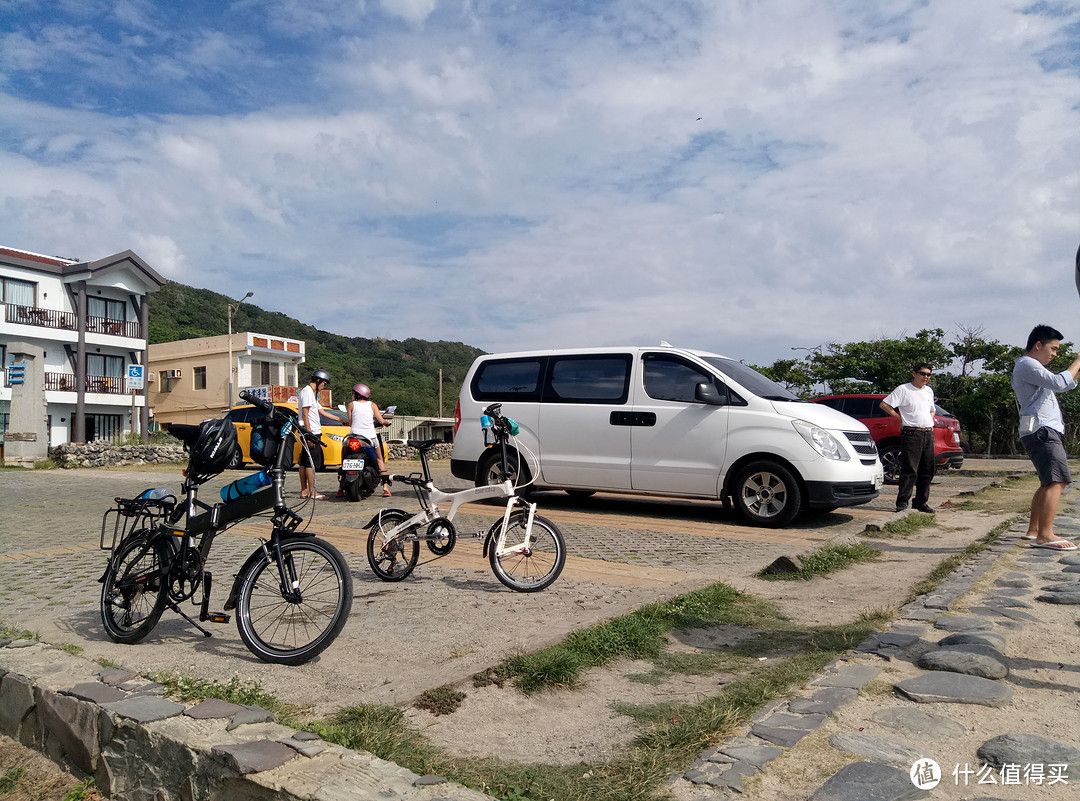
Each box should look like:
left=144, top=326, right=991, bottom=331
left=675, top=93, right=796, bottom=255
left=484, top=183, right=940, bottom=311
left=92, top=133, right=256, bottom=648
left=148, top=281, right=484, bottom=416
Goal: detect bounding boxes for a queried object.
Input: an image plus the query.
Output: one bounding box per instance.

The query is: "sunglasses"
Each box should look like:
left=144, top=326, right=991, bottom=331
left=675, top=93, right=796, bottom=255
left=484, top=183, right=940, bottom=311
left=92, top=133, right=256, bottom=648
left=915, top=371, right=932, bottom=377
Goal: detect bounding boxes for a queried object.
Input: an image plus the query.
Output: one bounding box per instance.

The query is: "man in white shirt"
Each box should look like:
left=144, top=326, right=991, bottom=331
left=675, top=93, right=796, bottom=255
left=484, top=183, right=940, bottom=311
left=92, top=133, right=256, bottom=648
left=880, top=363, right=937, bottom=514
left=1012, top=324, right=1080, bottom=550
left=298, top=369, right=331, bottom=500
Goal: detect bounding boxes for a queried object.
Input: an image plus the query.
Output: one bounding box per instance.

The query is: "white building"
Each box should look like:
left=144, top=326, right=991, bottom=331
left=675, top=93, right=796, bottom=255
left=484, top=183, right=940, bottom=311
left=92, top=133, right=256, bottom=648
left=0, top=246, right=165, bottom=448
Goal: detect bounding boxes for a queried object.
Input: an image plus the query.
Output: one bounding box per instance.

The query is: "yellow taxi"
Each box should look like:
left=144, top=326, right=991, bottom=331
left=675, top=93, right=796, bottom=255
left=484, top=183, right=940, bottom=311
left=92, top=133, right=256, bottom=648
left=225, top=403, right=352, bottom=470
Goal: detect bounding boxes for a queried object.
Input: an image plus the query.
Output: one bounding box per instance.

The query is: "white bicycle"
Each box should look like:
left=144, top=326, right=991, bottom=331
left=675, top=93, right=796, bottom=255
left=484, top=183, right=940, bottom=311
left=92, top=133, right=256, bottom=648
left=363, top=404, right=566, bottom=592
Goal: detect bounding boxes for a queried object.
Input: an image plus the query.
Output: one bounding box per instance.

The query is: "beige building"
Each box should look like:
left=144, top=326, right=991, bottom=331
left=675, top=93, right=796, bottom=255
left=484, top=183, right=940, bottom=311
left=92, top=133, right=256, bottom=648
left=149, top=333, right=307, bottom=426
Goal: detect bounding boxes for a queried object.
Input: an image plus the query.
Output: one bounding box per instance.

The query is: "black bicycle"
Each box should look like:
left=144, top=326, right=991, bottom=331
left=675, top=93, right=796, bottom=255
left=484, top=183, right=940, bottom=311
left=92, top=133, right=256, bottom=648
left=98, top=390, right=353, bottom=665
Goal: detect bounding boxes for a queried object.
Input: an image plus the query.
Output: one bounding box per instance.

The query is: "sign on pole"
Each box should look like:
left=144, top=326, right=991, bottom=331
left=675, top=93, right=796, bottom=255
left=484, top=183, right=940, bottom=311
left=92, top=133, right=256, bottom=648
left=127, top=364, right=145, bottom=391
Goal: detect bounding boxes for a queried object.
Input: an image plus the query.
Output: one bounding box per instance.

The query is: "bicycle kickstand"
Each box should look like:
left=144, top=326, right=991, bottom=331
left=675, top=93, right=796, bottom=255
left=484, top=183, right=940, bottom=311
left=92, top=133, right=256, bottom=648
left=164, top=597, right=213, bottom=638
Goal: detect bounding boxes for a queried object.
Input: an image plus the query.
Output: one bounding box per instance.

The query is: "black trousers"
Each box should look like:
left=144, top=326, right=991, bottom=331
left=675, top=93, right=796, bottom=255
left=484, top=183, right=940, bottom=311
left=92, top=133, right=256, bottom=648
left=897, top=428, right=935, bottom=506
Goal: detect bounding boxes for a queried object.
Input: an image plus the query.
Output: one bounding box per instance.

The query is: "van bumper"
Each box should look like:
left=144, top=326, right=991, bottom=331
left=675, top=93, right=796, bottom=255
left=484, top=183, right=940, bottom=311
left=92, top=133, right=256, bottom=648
left=804, top=481, right=879, bottom=509
left=451, top=458, right=478, bottom=482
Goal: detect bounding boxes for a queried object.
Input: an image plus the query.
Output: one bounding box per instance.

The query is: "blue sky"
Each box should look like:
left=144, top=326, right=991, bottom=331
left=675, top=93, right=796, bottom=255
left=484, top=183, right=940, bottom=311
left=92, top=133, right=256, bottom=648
left=3, top=0, right=1080, bottom=366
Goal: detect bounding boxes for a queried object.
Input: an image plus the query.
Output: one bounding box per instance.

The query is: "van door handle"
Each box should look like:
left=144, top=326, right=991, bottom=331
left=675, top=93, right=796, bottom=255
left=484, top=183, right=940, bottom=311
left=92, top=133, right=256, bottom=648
left=610, top=412, right=657, bottom=426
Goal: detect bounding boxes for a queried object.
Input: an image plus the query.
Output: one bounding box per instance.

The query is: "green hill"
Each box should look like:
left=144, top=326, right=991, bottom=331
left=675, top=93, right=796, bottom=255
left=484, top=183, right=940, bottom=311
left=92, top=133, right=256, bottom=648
left=148, top=282, right=485, bottom=416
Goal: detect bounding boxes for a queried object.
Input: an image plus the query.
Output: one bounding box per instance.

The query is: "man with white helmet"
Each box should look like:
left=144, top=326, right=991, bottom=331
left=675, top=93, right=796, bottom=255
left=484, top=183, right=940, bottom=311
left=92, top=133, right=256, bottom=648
left=298, top=369, right=331, bottom=500
left=346, top=383, right=394, bottom=497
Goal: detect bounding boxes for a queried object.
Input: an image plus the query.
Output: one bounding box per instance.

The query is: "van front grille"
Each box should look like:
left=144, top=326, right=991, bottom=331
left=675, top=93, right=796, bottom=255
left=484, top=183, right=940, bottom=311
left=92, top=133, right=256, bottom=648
left=844, top=431, right=878, bottom=457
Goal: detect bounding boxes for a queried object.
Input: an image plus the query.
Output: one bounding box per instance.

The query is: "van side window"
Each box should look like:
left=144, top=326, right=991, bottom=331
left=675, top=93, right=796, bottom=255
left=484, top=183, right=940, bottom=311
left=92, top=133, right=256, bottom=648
left=546, top=355, right=631, bottom=404
left=643, top=356, right=720, bottom=403
left=472, top=358, right=544, bottom=402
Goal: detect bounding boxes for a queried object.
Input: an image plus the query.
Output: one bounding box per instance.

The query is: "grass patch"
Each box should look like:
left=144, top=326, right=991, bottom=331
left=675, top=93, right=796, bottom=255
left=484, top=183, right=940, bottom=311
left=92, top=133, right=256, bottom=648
left=152, top=672, right=306, bottom=722
left=0, top=767, right=23, bottom=793
left=414, top=685, right=467, bottom=716
left=880, top=511, right=937, bottom=535
left=54, top=642, right=84, bottom=656
left=94, top=657, right=123, bottom=669
left=487, top=584, right=781, bottom=694
left=0, top=622, right=39, bottom=642
left=908, top=515, right=1021, bottom=600
left=757, top=543, right=881, bottom=581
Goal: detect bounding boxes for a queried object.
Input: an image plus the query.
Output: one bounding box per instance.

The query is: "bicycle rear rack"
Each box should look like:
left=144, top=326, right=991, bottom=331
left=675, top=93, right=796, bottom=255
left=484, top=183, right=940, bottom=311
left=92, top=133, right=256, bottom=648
left=99, top=494, right=176, bottom=551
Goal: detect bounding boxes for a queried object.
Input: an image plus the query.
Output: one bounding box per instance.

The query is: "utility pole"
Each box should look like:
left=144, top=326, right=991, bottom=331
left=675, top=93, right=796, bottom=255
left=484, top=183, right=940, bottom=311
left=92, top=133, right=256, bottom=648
left=438, top=368, right=443, bottom=417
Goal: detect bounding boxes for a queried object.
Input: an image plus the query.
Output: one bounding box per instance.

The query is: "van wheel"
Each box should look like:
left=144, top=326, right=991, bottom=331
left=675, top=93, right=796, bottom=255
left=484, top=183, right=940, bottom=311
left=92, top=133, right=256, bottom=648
left=477, top=449, right=531, bottom=492
left=878, top=443, right=901, bottom=485
left=732, top=461, right=802, bottom=528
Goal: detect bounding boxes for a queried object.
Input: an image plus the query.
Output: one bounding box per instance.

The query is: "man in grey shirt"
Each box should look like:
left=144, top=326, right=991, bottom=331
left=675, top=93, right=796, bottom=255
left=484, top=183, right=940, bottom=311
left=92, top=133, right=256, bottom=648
left=1012, top=324, right=1080, bottom=550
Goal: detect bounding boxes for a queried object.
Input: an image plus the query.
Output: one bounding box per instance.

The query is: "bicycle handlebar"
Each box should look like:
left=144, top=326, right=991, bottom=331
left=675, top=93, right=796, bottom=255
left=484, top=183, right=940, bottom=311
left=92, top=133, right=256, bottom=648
left=239, top=389, right=275, bottom=416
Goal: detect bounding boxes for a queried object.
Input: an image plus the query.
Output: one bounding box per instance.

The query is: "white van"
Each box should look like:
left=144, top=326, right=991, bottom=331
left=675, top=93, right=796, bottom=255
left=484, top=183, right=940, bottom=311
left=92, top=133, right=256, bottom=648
left=451, top=346, right=883, bottom=527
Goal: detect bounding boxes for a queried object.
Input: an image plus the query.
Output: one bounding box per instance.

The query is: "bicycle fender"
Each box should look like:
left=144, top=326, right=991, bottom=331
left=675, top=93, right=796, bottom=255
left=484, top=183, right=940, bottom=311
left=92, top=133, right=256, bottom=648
left=362, top=508, right=410, bottom=529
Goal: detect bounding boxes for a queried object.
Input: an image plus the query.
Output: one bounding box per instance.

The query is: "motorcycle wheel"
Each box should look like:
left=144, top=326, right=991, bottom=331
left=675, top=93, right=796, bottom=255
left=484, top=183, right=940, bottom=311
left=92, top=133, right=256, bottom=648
left=345, top=479, right=362, bottom=502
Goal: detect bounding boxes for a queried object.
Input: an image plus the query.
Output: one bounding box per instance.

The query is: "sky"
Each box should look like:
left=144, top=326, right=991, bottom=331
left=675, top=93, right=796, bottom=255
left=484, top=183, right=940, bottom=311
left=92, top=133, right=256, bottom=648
left=3, top=0, right=1080, bottom=367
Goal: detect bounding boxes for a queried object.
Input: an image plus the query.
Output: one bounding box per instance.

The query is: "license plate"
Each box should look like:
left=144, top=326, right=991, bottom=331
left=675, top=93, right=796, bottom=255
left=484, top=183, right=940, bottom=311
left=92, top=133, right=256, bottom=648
left=874, top=472, right=884, bottom=490
left=341, top=459, right=365, bottom=471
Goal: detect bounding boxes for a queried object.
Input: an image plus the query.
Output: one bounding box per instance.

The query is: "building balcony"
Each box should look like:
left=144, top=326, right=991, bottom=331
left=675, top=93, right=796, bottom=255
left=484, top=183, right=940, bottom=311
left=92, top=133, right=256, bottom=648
left=4, top=304, right=142, bottom=338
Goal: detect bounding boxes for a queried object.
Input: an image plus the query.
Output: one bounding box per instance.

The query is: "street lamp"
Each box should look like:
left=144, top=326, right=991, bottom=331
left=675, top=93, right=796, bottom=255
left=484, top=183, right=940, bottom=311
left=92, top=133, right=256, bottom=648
left=226, top=291, right=253, bottom=409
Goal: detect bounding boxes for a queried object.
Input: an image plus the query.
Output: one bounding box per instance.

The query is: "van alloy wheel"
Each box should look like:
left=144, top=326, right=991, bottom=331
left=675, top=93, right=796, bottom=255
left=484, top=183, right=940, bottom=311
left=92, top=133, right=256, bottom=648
left=732, top=460, right=802, bottom=528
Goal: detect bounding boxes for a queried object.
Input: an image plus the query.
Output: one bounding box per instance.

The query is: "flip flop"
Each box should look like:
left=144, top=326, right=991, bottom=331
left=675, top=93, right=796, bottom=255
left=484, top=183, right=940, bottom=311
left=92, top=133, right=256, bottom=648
left=312, top=493, right=329, bottom=501
left=1030, top=540, right=1077, bottom=550
left=1020, top=534, right=1036, bottom=540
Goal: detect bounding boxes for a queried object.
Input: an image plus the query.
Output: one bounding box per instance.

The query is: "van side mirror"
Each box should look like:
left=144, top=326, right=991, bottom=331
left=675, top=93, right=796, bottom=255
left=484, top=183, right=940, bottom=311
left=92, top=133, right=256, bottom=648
left=695, top=382, right=727, bottom=406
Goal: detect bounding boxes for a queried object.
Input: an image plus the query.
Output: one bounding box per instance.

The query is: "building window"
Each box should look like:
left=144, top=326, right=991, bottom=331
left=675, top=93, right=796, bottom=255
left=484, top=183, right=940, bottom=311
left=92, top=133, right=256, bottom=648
left=88, top=297, right=125, bottom=321
left=194, top=366, right=207, bottom=390
left=161, top=373, right=174, bottom=392
left=1, top=277, right=36, bottom=307
left=252, top=360, right=278, bottom=385
left=85, top=413, right=123, bottom=442
left=87, top=354, right=124, bottom=383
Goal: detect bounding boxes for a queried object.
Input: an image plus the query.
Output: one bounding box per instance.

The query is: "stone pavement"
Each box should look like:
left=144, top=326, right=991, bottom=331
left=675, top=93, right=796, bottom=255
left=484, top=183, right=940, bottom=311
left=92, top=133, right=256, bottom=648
left=0, top=460, right=1040, bottom=799
left=668, top=491, right=1080, bottom=801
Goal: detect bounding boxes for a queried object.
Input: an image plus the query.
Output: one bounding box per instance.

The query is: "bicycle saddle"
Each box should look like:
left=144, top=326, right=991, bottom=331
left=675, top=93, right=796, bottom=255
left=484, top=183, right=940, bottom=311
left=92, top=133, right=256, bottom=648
left=407, top=439, right=441, bottom=452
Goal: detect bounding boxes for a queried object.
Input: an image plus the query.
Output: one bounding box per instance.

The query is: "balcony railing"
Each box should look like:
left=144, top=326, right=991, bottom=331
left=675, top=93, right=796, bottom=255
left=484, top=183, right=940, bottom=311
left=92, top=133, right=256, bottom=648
left=87, top=315, right=140, bottom=338
left=6, top=304, right=77, bottom=330
left=5, top=304, right=141, bottom=338
left=45, top=372, right=79, bottom=392
left=41, top=373, right=131, bottom=394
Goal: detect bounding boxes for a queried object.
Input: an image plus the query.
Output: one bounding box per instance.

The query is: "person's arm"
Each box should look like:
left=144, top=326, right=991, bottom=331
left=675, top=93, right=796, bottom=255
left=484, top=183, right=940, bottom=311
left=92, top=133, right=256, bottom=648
left=879, top=400, right=901, bottom=420
left=1022, top=357, right=1080, bottom=392
left=372, top=403, right=390, bottom=426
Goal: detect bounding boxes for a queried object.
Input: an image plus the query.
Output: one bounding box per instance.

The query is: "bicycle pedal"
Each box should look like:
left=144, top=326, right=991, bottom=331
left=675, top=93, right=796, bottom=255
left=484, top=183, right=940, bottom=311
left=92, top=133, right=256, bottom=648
left=204, top=612, right=230, bottom=624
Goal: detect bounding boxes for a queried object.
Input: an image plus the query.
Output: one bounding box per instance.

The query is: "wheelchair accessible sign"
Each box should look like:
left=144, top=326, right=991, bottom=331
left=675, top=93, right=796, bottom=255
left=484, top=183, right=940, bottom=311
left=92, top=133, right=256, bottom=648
left=127, top=364, right=144, bottom=391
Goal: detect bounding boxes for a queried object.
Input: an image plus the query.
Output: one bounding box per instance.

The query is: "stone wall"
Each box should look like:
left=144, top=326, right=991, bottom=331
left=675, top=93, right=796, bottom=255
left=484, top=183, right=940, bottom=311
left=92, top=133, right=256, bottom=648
left=386, top=442, right=453, bottom=461
left=0, top=641, right=494, bottom=801
left=49, top=442, right=186, bottom=469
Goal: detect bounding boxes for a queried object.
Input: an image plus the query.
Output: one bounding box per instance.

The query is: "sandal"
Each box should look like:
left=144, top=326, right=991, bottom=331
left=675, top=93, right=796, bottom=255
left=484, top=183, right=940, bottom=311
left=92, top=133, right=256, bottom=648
left=311, top=493, right=329, bottom=501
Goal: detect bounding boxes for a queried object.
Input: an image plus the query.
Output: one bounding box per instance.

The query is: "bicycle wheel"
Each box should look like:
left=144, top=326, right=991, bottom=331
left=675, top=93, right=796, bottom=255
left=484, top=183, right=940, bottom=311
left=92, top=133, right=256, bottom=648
left=100, top=533, right=169, bottom=643
left=488, top=512, right=566, bottom=592
left=235, top=537, right=353, bottom=665
left=366, top=510, right=420, bottom=581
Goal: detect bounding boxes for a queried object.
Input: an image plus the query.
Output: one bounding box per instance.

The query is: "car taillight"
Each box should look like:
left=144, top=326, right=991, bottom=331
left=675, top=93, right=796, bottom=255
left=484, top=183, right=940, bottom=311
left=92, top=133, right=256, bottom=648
left=454, top=399, right=461, bottom=436
left=934, top=418, right=949, bottom=428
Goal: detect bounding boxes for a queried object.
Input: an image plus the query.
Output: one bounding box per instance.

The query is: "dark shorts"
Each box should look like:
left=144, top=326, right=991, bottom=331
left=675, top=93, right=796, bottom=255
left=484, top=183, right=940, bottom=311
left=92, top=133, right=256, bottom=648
left=299, top=437, right=323, bottom=468
left=1021, top=427, right=1072, bottom=486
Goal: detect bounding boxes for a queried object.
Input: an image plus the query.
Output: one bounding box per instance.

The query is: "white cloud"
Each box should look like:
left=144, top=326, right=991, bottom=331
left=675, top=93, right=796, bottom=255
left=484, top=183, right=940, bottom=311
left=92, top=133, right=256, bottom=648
left=3, top=1, right=1080, bottom=362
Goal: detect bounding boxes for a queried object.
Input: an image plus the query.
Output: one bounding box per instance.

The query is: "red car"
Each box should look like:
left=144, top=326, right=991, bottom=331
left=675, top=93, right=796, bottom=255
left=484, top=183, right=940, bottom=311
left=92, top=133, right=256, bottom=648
left=811, top=394, right=964, bottom=484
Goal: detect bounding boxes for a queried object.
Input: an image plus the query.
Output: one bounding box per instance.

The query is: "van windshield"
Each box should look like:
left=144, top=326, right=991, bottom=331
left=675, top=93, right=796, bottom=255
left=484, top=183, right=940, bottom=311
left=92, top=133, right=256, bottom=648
left=701, top=357, right=803, bottom=402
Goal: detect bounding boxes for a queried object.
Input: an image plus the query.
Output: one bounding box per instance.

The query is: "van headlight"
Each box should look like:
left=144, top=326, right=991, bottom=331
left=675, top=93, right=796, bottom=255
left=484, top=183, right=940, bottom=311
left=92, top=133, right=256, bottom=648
left=792, top=420, right=849, bottom=461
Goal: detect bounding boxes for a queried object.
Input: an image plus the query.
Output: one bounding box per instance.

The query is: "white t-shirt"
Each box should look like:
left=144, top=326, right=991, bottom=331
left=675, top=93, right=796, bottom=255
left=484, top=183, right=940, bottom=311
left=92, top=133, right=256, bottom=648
left=297, top=384, right=322, bottom=434
left=882, top=382, right=936, bottom=428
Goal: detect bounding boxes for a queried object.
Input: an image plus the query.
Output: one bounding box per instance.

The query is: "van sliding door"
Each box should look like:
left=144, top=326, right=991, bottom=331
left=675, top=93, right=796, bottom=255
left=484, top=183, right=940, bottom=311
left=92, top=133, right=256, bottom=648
left=537, top=354, right=632, bottom=490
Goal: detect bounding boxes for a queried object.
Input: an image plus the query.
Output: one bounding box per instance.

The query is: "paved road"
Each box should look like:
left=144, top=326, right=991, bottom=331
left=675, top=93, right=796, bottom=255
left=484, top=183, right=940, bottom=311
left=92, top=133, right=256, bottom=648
left=0, top=461, right=1024, bottom=717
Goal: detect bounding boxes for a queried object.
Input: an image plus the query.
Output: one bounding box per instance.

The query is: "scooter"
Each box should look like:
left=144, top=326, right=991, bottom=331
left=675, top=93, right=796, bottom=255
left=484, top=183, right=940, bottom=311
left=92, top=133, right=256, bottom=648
left=337, top=407, right=394, bottom=502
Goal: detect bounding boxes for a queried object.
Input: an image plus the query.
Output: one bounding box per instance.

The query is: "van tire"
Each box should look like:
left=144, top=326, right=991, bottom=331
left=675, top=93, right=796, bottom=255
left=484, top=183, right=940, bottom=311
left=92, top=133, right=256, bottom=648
left=732, top=460, right=802, bottom=528
left=477, top=449, right=530, bottom=491
left=878, top=441, right=902, bottom=485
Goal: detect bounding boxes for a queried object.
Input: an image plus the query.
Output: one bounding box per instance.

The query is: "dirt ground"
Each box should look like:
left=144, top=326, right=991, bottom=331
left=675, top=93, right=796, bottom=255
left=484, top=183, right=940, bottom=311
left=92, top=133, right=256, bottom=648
left=407, top=508, right=1018, bottom=767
